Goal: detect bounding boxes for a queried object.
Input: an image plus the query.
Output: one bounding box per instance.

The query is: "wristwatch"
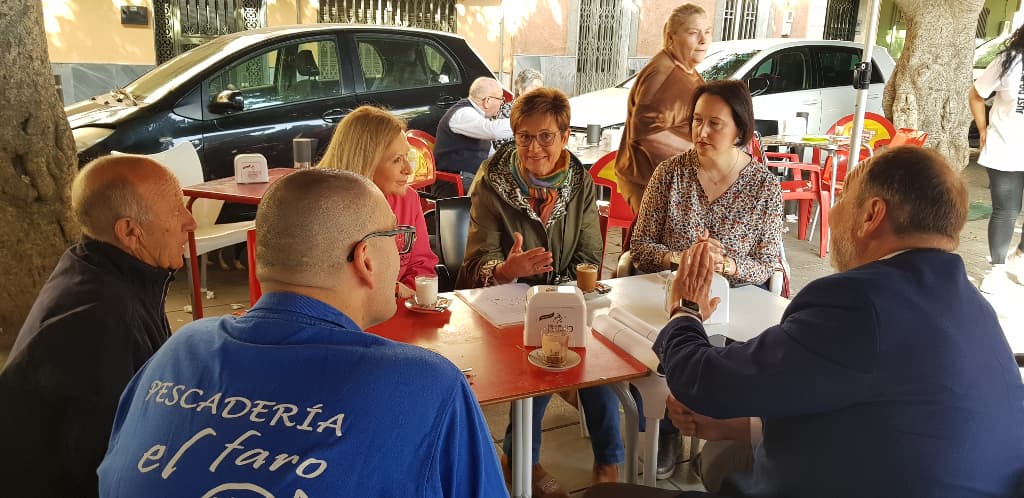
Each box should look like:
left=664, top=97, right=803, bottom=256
left=669, top=298, right=702, bottom=321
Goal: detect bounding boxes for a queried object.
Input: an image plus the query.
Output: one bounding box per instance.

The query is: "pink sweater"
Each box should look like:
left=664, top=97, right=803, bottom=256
left=386, top=187, right=439, bottom=288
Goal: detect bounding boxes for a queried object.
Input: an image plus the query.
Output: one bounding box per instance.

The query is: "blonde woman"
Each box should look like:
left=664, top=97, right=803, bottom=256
left=317, top=106, right=438, bottom=298
left=615, top=3, right=713, bottom=214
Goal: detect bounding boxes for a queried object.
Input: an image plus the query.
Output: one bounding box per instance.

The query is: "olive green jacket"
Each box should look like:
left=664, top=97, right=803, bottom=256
left=456, top=146, right=603, bottom=289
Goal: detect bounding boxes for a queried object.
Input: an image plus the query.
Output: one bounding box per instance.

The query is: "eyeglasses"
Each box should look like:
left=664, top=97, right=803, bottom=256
left=483, top=95, right=504, bottom=105
left=346, top=225, right=416, bottom=262
left=514, top=130, right=563, bottom=148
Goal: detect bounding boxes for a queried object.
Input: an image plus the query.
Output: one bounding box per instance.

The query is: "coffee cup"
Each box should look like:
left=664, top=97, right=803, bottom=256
left=586, top=124, right=602, bottom=145
left=576, top=263, right=598, bottom=293
left=541, top=323, right=570, bottom=366
left=414, top=275, right=438, bottom=307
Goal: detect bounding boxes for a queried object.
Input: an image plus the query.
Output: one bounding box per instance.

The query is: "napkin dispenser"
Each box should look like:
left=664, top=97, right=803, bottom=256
left=524, top=285, right=587, bottom=348
left=234, top=153, right=269, bottom=184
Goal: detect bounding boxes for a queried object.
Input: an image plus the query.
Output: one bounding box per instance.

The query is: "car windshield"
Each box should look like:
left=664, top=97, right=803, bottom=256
left=121, top=36, right=240, bottom=103
left=698, top=49, right=760, bottom=81
left=975, top=35, right=1008, bottom=69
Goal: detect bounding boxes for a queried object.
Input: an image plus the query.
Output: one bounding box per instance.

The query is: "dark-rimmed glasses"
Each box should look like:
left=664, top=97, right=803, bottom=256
left=483, top=95, right=504, bottom=105
left=514, top=130, right=563, bottom=147
left=346, top=225, right=416, bottom=262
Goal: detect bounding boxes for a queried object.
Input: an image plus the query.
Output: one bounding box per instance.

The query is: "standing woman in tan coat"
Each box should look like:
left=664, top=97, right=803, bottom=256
left=615, top=3, right=713, bottom=214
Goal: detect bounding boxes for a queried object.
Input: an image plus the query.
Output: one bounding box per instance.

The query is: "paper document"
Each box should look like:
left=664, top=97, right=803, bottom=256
left=454, top=283, right=530, bottom=327
left=591, top=308, right=660, bottom=371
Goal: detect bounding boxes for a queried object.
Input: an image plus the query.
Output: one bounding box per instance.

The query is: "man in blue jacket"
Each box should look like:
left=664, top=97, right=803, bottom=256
left=99, top=169, right=508, bottom=498
left=0, top=155, right=197, bottom=498
left=654, top=146, right=1024, bottom=497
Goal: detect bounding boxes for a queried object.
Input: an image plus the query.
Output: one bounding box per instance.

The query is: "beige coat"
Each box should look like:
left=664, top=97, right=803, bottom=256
left=615, top=50, right=704, bottom=213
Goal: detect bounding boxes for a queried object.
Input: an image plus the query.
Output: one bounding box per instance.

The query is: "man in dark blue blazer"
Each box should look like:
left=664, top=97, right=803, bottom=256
left=588, top=146, right=1024, bottom=498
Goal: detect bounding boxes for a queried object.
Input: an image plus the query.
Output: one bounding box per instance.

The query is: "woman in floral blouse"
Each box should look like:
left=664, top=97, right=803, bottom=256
left=630, top=79, right=783, bottom=286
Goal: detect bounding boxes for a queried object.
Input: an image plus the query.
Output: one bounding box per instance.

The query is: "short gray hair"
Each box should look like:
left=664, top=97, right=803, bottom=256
left=514, top=68, right=543, bottom=98
left=469, top=77, right=500, bottom=99
left=255, top=168, right=388, bottom=288
left=71, top=155, right=156, bottom=243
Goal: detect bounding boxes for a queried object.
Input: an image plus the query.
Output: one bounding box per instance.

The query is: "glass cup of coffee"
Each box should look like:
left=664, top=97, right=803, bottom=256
left=541, top=323, right=571, bottom=366
left=576, top=263, right=598, bottom=293
left=414, top=275, right=438, bottom=307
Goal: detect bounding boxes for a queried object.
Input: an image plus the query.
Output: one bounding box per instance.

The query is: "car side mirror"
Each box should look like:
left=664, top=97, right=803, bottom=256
left=747, top=77, right=770, bottom=96
left=208, top=90, right=244, bottom=114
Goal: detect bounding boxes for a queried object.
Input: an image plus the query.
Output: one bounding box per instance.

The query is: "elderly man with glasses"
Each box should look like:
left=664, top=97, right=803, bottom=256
left=98, top=169, right=507, bottom=498
left=434, top=77, right=514, bottom=195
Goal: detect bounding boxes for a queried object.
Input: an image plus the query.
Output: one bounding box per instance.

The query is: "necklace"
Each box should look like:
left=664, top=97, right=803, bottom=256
left=700, top=147, right=743, bottom=187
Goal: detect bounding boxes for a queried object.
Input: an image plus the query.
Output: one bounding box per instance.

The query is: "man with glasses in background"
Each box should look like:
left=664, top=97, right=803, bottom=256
left=99, top=169, right=507, bottom=498
left=434, top=77, right=514, bottom=196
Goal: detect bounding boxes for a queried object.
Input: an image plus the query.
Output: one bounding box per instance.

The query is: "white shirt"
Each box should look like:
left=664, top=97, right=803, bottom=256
left=447, top=100, right=513, bottom=157
left=974, top=52, right=1024, bottom=172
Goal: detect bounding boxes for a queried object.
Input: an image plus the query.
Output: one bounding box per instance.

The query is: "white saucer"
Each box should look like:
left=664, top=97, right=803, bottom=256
left=404, top=296, right=451, bottom=313
left=527, top=348, right=581, bottom=371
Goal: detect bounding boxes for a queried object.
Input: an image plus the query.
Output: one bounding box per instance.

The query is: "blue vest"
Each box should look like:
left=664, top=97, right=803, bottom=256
left=434, top=99, right=491, bottom=174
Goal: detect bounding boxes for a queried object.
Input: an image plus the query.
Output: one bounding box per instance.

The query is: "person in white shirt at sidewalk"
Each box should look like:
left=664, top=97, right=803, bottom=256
left=971, top=23, right=1024, bottom=293
left=434, top=77, right=514, bottom=195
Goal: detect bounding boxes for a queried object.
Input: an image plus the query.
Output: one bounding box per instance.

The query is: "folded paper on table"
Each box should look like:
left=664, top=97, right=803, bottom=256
left=591, top=311, right=660, bottom=371
left=454, top=283, right=530, bottom=327
left=608, top=307, right=660, bottom=342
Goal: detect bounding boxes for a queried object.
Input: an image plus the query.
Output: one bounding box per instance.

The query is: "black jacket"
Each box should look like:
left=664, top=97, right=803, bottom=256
left=0, top=237, right=173, bottom=497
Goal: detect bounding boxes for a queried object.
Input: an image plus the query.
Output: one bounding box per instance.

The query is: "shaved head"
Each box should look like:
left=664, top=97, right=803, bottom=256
left=255, top=168, right=395, bottom=289
left=72, top=155, right=177, bottom=244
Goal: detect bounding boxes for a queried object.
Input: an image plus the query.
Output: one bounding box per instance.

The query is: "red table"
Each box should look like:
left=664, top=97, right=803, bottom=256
left=369, top=296, right=649, bottom=497
left=181, top=168, right=295, bottom=319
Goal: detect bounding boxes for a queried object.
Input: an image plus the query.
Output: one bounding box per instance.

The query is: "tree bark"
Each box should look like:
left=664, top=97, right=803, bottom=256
left=0, top=0, right=79, bottom=350
left=882, top=0, right=984, bottom=170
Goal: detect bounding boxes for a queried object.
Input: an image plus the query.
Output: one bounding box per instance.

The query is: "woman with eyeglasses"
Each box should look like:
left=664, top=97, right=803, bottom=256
left=317, top=105, right=437, bottom=299
left=457, top=88, right=620, bottom=498
left=628, top=79, right=783, bottom=487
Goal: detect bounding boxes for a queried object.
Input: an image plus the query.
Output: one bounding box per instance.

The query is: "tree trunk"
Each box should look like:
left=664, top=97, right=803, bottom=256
left=0, top=0, right=79, bottom=351
left=882, top=0, right=984, bottom=170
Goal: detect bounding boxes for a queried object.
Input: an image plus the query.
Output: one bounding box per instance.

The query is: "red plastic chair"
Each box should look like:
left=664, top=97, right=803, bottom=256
left=407, top=129, right=436, bottom=151
left=887, top=128, right=928, bottom=148
left=247, top=228, right=261, bottom=305
left=826, top=112, right=896, bottom=152
left=589, top=151, right=634, bottom=276
left=752, top=133, right=821, bottom=242
left=406, top=135, right=436, bottom=189
left=407, top=130, right=464, bottom=196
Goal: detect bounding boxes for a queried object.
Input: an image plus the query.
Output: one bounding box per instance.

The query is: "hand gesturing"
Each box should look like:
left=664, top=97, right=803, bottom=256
left=499, top=232, right=554, bottom=281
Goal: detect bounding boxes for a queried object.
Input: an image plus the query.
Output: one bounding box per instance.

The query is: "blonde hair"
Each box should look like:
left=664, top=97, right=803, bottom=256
left=317, top=105, right=406, bottom=177
left=663, top=3, right=707, bottom=48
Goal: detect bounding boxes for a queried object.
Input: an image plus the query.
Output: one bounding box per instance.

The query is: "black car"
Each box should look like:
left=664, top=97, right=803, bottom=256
left=67, top=24, right=496, bottom=219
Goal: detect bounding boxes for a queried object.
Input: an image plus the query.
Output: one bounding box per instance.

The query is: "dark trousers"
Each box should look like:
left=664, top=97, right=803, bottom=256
left=987, top=168, right=1024, bottom=264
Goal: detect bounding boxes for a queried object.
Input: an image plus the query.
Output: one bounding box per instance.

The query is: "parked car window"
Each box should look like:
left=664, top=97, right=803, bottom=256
left=699, top=49, right=759, bottom=81
left=746, top=50, right=809, bottom=94
left=975, top=34, right=1008, bottom=72
left=206, top=38, right=342, bottom=112
left=356, top=35, right=461, bottom=91
left=815, top=47, right=884, bottom=88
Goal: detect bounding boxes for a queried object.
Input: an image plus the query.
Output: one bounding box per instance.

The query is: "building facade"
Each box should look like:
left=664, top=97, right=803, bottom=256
left=44, top=0, right=1021, bottom=103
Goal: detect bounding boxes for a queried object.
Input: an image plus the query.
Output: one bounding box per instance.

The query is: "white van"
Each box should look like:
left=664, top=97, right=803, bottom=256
left=569, top=39, right=896, bottom=137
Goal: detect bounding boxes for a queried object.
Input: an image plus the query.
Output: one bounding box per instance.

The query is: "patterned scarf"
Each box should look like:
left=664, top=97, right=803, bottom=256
left=510, top=150, right=570, bottom=225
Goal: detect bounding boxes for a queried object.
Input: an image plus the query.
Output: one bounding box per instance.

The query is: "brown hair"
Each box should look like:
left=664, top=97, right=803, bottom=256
left=663, top=3, right=707, bottom=48
left=850, top=146, right=967, bottom=240
left=690, top=79, right=755, bottom=146
left=510, top=87, right=571, bottom=133
left=317, top=105, right=406, bottom=177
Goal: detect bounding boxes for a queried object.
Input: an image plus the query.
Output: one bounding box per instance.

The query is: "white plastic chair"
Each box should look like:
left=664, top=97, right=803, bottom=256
left=116, top=143, right=254, bottom=312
